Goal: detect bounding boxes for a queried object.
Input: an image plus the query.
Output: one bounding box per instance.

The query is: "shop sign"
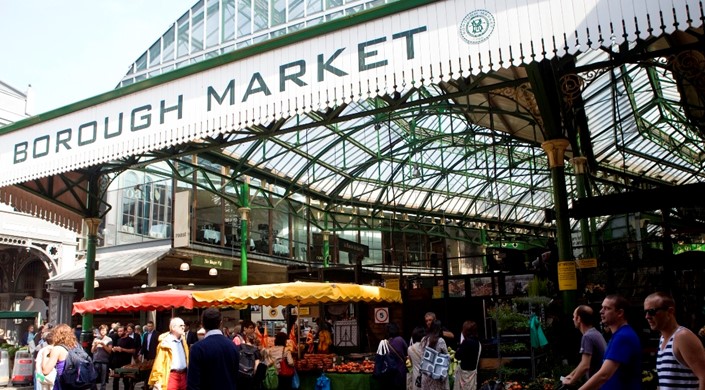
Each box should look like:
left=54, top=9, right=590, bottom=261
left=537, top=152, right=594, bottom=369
left=191, top=255, right=233, bottom=270
left=385, top=278, right=400, bottom=290
left=575, top=258, right=598, bottom=269
left=557, top=261, right=577, bottom=291
left=1, top=0, right=684, bottom=186
left=374, top=308, right=389, bottom=324
left=432, top=285, right=443, bottom=299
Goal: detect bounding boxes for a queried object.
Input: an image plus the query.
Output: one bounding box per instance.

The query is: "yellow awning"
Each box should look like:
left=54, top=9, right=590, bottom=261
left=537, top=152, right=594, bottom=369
left=191, top=281, right=402, bottom=307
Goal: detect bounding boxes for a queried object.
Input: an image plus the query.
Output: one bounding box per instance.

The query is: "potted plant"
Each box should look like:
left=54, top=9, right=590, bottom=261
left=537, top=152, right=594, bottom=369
left=499, top=342, right=528, bottom=356
left=489, top=305, right=529, bottom=334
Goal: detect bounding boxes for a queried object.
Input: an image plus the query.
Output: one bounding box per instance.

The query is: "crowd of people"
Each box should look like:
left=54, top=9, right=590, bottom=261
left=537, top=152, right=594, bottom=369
left=378, top=311, right=481, bottom=390
left=29, top=308, right=307, bottom=390
left=565, top=293, right=705, bottom=390
left=22, top=291, right=705, bottom=390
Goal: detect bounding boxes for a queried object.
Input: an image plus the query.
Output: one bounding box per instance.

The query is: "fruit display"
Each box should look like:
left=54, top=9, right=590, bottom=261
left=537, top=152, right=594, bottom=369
left=326, top=360, right=375, bottom=374
left=295, top=353, right=336, bottom=372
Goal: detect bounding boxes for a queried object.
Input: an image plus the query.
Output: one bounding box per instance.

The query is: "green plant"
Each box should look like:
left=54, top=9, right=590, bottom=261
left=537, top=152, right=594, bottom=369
left=526, top=277, right=549, bottom=297
left=0, top=344, right=21, bottom=360
left=489, top=305, right=529, bottom=333
left=499, top=342, right=528, bottom=355
left=513, top=296, right=552, bottom=307
left=497, top=365, right=529, bottom=379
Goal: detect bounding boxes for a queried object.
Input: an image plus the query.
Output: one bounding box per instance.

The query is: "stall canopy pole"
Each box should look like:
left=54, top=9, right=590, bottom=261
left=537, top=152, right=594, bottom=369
left=297, top=300, right=301, bottom=359
left=239, top=176, right=251, bottom=286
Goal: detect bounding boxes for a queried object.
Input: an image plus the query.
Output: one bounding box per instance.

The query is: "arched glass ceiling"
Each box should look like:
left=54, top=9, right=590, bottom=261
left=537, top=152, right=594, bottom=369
left=181, top=75, right=557, bottom=229
left=580, top=44, right=705, bottom=187
left=119, top=0, right=394, bottom=87
left=117, top=1, right=704, bottom=238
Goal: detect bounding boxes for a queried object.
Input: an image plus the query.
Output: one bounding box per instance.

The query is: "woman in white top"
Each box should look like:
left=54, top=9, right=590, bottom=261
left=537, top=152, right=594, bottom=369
left=407, top=326, right=426, bottom=390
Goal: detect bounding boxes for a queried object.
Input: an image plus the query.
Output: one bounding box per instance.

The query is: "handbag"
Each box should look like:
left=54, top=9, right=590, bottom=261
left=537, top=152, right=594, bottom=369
left=279, top=348, right=295, bottom=377
left=373, top=339, right=403, bottom=378
left=291, top=369, right=300, bottom=389
left=315, top=373, right=330, bottom=390
left=453, top=343, right=482, bottom=390
left=419, top=342, right=450, bottom=380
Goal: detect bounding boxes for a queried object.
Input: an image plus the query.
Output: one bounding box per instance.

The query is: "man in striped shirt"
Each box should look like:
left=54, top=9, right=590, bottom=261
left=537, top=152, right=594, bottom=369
left=645, top=292, right=705, bottom=390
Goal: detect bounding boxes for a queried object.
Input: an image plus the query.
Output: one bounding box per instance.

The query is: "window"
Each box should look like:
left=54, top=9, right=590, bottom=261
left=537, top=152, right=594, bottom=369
left=149, top=39, right=161, bottom=67
left=222, top=0, right=236, bottom=42
left=192, top=0, right=205, bottom=52
left=177, top=13, right=190, bottom=58
left=289, top=0, right=305, bottom=21
left=162, top=25, right=176, bottom=62
left=238, top=0, right=252, bottom=37
left=271, top=0, right=286, bottom=27
left=135, top=52, right=148, bottom=72
left=206, top=0, right=220, bottom=48
left=120, top=173, right=172, bottom=240
left=307, top=0, right=323, bottom=14
left=253, top=0, right=268, bottom=33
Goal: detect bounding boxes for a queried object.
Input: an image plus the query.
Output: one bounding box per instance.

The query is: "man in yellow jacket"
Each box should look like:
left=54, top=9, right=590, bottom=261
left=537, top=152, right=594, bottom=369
left=148, top=318, right=190, bottom=390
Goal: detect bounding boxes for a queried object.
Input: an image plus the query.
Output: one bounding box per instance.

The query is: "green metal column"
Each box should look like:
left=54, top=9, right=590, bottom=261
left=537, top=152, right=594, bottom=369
left=480, top=227, right=488, bottom=272
left=323, top=213, right=330, bottom=268
left=571, top=157, right=593, bottom=257
left=239, top=178, right=250, bottom=286
left=542, top=139, right=576, bottom=313
left=81, top=217, right=100, bottom=348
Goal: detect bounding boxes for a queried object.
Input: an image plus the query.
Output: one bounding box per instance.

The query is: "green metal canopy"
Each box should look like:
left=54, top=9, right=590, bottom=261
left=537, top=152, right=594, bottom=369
left=0, top=0, right=703, bottom=246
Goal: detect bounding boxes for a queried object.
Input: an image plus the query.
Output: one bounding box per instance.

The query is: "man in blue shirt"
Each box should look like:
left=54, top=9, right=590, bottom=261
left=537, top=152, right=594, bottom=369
left=579, top=294, right=641, bottom=390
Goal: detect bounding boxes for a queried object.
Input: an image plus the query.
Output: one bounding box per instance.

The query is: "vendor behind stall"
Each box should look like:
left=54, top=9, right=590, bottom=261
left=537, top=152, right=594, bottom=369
left=112, top=325, right=137, bottom=390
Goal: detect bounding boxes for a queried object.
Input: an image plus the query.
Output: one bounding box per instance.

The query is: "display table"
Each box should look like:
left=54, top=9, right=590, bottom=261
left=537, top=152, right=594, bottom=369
left=112, top=364, right=152, bottom=390
left=299, top=371, right=382, bottom=390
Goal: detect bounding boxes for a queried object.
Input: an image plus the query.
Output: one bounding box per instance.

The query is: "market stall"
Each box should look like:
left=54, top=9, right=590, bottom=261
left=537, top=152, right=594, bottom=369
left=72, top=288, right=220, bottom=389
left=190, top=281, right=402, bottom=306
left=192, top=281, right=401, bottom=350
left=192, top=281, right=402, bottom=386
left=112, top=360, right=154, bottom=390
left=72, top=289, right=211, bottom=314
left=75, top=282, right=402, bottom=388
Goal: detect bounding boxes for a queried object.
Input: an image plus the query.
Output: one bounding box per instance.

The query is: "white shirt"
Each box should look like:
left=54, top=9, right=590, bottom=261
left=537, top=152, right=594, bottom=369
left=166, top=333, right=187, bottom=370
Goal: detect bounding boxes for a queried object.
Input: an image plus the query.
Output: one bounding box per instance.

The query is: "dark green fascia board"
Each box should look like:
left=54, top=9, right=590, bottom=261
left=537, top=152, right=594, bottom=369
left=0, top=0, right=437, bottom=135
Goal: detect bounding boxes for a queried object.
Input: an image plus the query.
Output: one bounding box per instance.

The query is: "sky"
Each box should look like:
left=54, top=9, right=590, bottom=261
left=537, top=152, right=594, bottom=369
left=0, top=0, right=195, bottom=115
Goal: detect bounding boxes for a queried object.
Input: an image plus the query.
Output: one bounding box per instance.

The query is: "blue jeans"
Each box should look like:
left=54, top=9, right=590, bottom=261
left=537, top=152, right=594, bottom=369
left=95, top=362, right=109, bottom=390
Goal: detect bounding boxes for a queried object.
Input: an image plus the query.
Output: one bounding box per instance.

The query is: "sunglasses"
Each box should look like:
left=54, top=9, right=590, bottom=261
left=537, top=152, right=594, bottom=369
left=644, top=307, right=669, bottom=316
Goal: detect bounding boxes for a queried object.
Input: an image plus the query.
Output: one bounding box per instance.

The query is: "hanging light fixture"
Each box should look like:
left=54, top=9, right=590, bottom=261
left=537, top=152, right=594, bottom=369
left=180, top=262, right=190, bottom=271
left=208, top=268, right=218, bottom=276
left=94, top=280, right=100, bottom=288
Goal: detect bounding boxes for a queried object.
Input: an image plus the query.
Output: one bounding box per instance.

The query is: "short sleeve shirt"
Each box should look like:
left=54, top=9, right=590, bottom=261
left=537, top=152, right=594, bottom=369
left=602, top=325, right=641, bottom=390
left=93, top=335, right=113, bottom=363
left=580, top=327, right=606, bottom=379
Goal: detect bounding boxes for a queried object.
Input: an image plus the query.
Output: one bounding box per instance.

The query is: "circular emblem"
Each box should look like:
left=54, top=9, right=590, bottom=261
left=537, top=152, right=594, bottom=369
left=374, top=308, right=389, bottom=324
left=269, top=308, right=278, bottom=317
left=460, top=9, right=495, bottom=44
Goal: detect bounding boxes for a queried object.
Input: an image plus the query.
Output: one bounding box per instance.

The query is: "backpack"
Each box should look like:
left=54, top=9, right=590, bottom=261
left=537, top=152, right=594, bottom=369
left=59, top=345, right=98, bottom=390
left=263, top=365, right=279, bottom=390
left=238, top=343, right=257, bottom=378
